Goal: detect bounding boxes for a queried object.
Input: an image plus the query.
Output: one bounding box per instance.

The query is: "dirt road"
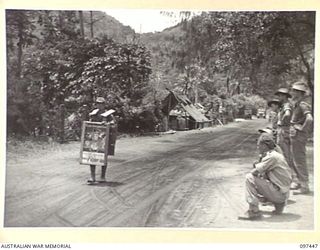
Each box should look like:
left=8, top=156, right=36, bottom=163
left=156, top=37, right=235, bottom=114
left=4, top=119, right=314, bottom=229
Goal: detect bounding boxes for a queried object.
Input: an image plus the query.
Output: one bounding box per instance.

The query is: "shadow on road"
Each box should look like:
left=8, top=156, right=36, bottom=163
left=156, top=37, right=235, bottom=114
left=95, top=181, right=124, bottom=187
left=292, top=191, right=314, bottom=197
left=287, top=199, right=296, bottom=205
left=260, top=212, right=301, bottom=223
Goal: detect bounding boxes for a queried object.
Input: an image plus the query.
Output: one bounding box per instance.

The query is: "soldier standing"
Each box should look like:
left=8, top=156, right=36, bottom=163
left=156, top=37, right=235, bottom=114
left=87, top=97, right=116, bottom=185
left=274, top=88, right=298, bottom=189
left=267, top=98, right=281, bottom=142
left=289, top=82, right=313, bottom=194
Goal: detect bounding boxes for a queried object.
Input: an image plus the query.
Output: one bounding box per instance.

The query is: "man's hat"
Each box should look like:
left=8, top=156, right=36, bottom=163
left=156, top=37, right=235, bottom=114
left=96, top=97, right=106, bottom=103
left=258, top=127, right=273, bottom=134
left=267, top=98, right=280, bottom=107
left=275, top=88, right=292, bottom=98
left=258, top=133, right=276, bottom=149
left=292, top=82, right=308, bottom=93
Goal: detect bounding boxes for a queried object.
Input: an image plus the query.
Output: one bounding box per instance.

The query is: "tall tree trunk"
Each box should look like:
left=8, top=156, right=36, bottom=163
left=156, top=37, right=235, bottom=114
left=285, top=20, right=314, bottom=114
left=293, top=38, right=313, bottom=92
left=90, top=11, right=94, bottom=38
left=58, top=11, right=64, bottom=31
left=194, top=81, right=198, bottom=104
left=79, top=11, right=85, bottom=38
left=284, top=19, right=313, bottom=93
left=17, top=20, right=23, bottom=78
left=249, top=65, right=259, bottom=95
left=226, top=76, right=230, bottom=96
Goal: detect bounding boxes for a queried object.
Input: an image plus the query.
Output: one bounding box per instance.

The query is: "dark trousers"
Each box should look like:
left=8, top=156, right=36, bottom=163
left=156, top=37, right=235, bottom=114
left=278, top=127, right=297, bottom=181
left=290, top=130, right=308, bottom=185
left=89, top=164, right=107, bottom=181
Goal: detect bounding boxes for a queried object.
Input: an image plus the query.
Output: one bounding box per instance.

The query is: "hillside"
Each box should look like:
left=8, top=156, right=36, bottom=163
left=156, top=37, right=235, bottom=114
left=82, top=11, right=136, bottom=43
left=139, top=23, right=188, bottom=101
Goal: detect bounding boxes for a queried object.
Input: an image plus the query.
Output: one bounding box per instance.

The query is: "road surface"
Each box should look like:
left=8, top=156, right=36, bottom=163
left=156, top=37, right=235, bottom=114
left=4, top=119, right=314, bottom=229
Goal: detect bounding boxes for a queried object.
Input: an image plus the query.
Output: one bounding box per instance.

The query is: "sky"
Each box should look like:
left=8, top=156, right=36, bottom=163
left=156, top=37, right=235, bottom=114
left=104, top=10, right=182, bottom=33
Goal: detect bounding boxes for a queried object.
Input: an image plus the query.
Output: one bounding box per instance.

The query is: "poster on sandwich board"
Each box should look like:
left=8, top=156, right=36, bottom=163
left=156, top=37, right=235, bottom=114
left=79, top=121, right=110, bottom=166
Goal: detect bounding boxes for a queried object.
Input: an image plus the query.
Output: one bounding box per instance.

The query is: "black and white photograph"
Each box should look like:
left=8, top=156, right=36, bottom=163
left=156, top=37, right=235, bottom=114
left=4, top=9, right=315, bottom=231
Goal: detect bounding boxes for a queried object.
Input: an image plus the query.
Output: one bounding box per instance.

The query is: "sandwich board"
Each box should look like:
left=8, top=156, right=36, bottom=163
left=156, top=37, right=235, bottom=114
left=79, top=121, right=110, bottom=166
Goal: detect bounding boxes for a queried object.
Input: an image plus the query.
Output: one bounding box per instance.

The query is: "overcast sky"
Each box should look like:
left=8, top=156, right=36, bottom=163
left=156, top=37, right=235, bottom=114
left=104, top=10, right=182, bottom=33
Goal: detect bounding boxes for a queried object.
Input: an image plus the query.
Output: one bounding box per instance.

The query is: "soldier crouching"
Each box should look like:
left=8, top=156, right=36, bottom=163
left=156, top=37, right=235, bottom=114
left=238, top=133, right=292, bottom=220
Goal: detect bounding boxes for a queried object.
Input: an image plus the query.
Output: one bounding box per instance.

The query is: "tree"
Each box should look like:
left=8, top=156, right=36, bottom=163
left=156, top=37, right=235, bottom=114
left=79, top=11, right=85, bottom=38
left=6, top=10, right=151, bottom=136
left=171, top=11, right=315, bottom=98
left=263, top=12, right=315, bottom=93
left=87, top=11, right=106, bottom=38
left=24, top=36, right=152, bottom=134
left=6, top=10, right=37, bottom=77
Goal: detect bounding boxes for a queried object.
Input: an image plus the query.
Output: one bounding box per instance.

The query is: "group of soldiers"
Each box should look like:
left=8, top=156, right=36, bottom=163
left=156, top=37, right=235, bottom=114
left=239, top=81, right=313, bottom=220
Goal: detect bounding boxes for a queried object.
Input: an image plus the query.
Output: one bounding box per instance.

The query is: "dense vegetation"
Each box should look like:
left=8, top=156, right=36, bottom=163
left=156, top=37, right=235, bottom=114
left=7, top=10, right=151, bottom=137
left=6, top=10, right=315, bottom=139
left=141, top=11, right=314, bottom=102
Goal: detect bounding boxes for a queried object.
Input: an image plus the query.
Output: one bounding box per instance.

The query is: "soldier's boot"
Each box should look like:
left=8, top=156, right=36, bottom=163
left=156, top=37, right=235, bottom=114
left=293, top=182, right=310, bottom=195
left=273, top=202, right=286, bottom=215
left=238, top=204, right=262, bottom=220
left=238, top=210, right=262, bottom=220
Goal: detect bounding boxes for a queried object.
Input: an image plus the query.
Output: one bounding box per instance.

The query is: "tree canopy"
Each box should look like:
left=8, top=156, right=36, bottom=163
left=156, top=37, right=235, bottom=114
left=6, top=10, right=315, bottom=137
left=142, top=11, right=314, bottom=98
left=6, top=10, right=152, bottom=136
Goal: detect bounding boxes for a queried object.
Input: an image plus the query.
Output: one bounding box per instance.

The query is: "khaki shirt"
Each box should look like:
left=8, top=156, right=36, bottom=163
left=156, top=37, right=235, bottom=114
left=278, top=102, right=292, bottom=128
left=255, top=150, right=292, bottom=193
left=269, top=111, right=278, bottom=130
left=291, top=99, right=311, bottom=125
left=275, top=145, right=283, bottom=155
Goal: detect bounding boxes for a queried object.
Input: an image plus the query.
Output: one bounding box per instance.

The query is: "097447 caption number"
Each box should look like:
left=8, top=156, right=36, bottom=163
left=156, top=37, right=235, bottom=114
left=300, top=244, right=318, bottom=248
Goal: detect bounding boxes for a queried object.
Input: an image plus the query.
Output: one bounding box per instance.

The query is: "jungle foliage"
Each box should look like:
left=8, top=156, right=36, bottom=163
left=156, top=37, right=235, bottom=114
left=141, top=11, right=314, bottom=106
left=7, top=10, right=151, bottom=136
left=6, top=10, right=315, bottom=137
